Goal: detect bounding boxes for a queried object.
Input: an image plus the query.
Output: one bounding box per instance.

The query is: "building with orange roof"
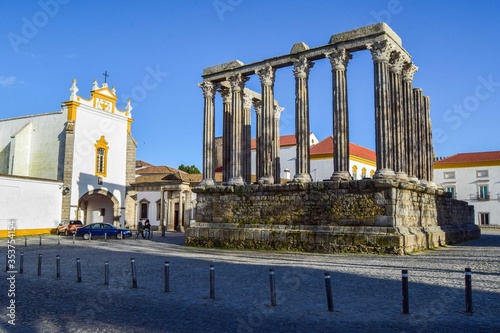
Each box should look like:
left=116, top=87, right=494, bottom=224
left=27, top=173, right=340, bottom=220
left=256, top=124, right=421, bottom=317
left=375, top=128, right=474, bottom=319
left=434, top=151, right=500, bottom=225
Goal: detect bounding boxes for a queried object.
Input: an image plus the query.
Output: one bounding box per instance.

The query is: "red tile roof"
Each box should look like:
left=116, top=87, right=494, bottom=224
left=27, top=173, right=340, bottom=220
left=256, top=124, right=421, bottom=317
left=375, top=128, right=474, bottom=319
left=136, top=166, right=180, bottom=175
left=310, top=136, right=376, bottom=161
left=136, top=160, right=153, bottom=168
left=434, top=151, right=500, bottom=164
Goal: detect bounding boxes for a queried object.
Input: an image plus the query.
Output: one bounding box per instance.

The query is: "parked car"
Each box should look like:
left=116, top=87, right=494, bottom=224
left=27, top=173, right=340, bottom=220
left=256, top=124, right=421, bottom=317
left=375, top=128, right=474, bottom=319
left=75, top=223, right=132, bottom=240
left=57, top=220, right=83, bottom=236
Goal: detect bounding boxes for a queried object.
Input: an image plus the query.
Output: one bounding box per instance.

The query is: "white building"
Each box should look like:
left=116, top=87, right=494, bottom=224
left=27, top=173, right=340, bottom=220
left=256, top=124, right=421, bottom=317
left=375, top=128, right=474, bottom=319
left=0, top=79, right=137, bottom=235
left=434, top=151, right=500, bottom=225
left=251, top=133, right=376, bottom=182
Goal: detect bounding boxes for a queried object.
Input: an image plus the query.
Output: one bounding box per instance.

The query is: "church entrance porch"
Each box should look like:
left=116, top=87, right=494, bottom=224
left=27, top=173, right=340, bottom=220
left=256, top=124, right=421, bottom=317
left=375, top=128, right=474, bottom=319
left=78, top=190, right=121, bottom=227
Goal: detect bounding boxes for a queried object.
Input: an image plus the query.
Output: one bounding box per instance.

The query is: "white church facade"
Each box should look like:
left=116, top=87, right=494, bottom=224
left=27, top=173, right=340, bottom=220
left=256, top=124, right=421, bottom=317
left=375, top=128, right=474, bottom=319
left=0, top=79, right=137, bottom=236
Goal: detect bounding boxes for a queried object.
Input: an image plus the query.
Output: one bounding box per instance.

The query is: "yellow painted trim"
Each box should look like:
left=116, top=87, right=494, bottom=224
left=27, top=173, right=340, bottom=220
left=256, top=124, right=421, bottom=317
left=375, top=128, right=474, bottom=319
left=434, top=161, right=500, bottom=169
left=0, top=228, right=54, bottom=238
left=127, top=118, right=134, bottom=133
left=64, top=101, right=80, bottom=121
left=91, top=88, right=117, bottom=113
left=95, top=135, right=109, bottom=177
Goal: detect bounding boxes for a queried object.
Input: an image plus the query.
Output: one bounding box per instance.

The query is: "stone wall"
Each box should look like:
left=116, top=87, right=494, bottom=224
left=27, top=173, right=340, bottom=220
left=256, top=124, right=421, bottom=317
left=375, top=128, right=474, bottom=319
left=186, top=179, right=480, bottom=254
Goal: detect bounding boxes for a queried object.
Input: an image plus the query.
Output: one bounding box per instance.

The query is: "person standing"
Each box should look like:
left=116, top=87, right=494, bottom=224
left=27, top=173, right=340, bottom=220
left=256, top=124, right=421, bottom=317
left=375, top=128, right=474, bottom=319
left=136, top=221, right=144, bottom=239
left=144, top=219, right=151, bottom=239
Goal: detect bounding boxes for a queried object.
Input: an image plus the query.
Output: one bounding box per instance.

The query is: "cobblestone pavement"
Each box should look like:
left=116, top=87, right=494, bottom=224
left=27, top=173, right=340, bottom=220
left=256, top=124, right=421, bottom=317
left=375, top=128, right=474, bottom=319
left=0, top=229, right=498, bottom=333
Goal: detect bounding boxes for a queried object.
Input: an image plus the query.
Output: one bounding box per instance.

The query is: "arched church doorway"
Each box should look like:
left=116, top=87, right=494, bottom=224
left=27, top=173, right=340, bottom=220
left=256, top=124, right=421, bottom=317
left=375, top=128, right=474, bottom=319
left=78, top=190, right=120, bottom=226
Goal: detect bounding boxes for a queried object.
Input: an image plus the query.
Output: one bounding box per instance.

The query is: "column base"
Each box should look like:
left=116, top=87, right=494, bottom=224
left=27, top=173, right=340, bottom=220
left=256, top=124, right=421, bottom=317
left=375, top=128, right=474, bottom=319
left=200, top=178, right=215, bottom=186
left=293, top=173, right=312, bottom=183
left=228, top=176, right=246, bottom=186
left=374, top=168, right=396, bottom=179
left=395, top=171, right=409, bottom=181
left=331, top=171, right=352, bottom=181
left=258, top=175, right=274, bottom=185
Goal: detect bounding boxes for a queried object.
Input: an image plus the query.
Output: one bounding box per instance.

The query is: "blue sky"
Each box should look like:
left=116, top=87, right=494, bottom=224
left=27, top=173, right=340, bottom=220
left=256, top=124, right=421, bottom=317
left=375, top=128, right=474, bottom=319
left=1, top=0, right=499, bottom=170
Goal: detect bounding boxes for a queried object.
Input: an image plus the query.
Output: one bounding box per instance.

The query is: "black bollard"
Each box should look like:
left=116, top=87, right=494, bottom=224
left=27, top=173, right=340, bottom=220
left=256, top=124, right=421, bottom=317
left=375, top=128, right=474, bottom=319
left=72, top=233, right=75, bottom=244
left=19, top=252, right=24, bottom=274
left=402, top=269, right=409, bottom=314
left=465, top=268, right=473, bottom=313
left=37, top=254, right=42, bottom=276
left=76, top=258, right=82, bottom=282
left=58, top=235, right=60, bottom=245
left=25, top=237, right=27, bottom=247
left=56, top=255, right=61, bottom=279
left=209, top=265, right=215, bottom=299
left=269, top=269, right=277, bottom=307
left=104, top=261, right=109, bottom=285
left=131, top=258, right=137, bottom=288
left=39, top=235, right=42, bottom=246
left=324, top=272, right=334, bottom=312
left=104, top=233, right=107, bottom=241
left=164, top=261, right=170, bottom=293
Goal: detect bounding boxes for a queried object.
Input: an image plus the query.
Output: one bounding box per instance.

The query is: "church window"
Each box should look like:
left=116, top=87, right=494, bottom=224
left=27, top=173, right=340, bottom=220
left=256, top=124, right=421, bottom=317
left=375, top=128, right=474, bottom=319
left=94, top=136, right=109, bottom=177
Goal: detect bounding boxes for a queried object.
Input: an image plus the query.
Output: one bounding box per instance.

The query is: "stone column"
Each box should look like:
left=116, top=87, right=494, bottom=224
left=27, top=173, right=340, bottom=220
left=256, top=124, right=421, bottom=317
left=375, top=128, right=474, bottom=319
left=253, top=100, right=262, bottom=179
left=219, top=86, right=232, bottom=183
left=424, top=96, right=434, bottom=182
left=227, top=73, right=248, bottom=185
left=368, top=40, right=396, bottom=179
left=273, top=105, right=284, bottom=184
left=292, top=57, right=314, bottom=183
left=178, top=191, right=184, bottom=231
left=256, top=65, right=276, bottom=184
left=389, top=50, right=408, bottom=180
left=413, top=88, right=423, bottom=180
left=327, top=49, right=352, bottom=181
left=402, top=62, right=418, bottom=179
left=199, top=80, right=217, bottom=186
left=243, top=93, right=252, bottom=184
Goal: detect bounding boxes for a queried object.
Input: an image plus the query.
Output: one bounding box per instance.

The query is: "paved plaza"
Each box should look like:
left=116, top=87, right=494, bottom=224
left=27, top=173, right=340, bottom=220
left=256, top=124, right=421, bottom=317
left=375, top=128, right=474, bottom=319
left=0, top=229, right=499, bottom=333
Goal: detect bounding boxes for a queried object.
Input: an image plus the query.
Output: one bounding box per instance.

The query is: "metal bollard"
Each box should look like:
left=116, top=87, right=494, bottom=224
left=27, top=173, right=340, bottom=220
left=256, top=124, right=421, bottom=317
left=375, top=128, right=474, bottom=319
left=56, top=255, right=61, bottom=279
left=104, top=261, right=109, bottom=285
left=209, top=265, right=215, bottom=299
left=104, top=233, right=107, bottom=241
left=76, top=258, right=82, bottom=282
left=73, top=233, right=75, bottom=244
left=39, top=235, right=42, bottom=246
left=465, top=268, right=473, bottom=313
left=37, top=254, right=42, bottom=276
left=19, top=252, right=24, bottom=274
left=58, top=235, right=61, bottom=245
left=324, top=272, right=334, bottom=312
left=402, top=269, right=409, bottom=314
left=131, top=258, right=137, bottom=288
left=269, top=269, right=277, bottom=307
left=89, top=232, right=92, bottom=242
left=25, top=237, right=27, bottom=247
left=164, top=261, right=170, bottom=293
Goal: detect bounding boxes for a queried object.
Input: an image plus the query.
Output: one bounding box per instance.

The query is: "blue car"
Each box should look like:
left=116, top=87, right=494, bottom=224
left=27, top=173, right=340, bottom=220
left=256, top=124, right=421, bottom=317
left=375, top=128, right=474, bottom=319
left=75, top=223, right=132, bottom=240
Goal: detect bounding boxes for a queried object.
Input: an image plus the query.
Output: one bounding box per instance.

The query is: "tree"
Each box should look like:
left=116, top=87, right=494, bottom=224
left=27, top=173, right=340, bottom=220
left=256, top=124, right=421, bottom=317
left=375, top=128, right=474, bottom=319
left=178, top=164, right=201, bottom=174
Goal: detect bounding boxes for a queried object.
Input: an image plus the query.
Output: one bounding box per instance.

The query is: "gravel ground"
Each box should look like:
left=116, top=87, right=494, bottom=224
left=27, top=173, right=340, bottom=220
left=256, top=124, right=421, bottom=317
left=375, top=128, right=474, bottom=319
left=0, top=229, right=498, bottom=333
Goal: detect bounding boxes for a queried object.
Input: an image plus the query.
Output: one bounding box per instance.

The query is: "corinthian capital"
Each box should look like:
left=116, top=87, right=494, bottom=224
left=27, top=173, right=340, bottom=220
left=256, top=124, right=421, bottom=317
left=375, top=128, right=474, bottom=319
left=274, top=106, right=284, bottom=119
left=367, top=40, right=395, bottom=63
left=326, top=48, right=352, bottom=71
left=389, top=51, right=406, bottom=74
left=198, top=80, right=217, bottom=98
left=292, top=58, right=314, bottom=79
left=255, top=65, right=275, bottom=86
left=243, top=93, right=252, bottom=110
left=219, top=86, right=231, bottom=104
left=227, top=73, right=249, bottom=93
left=402, top=62, right=419, bottom=82
left=253, top=99, right=262, bottom=116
